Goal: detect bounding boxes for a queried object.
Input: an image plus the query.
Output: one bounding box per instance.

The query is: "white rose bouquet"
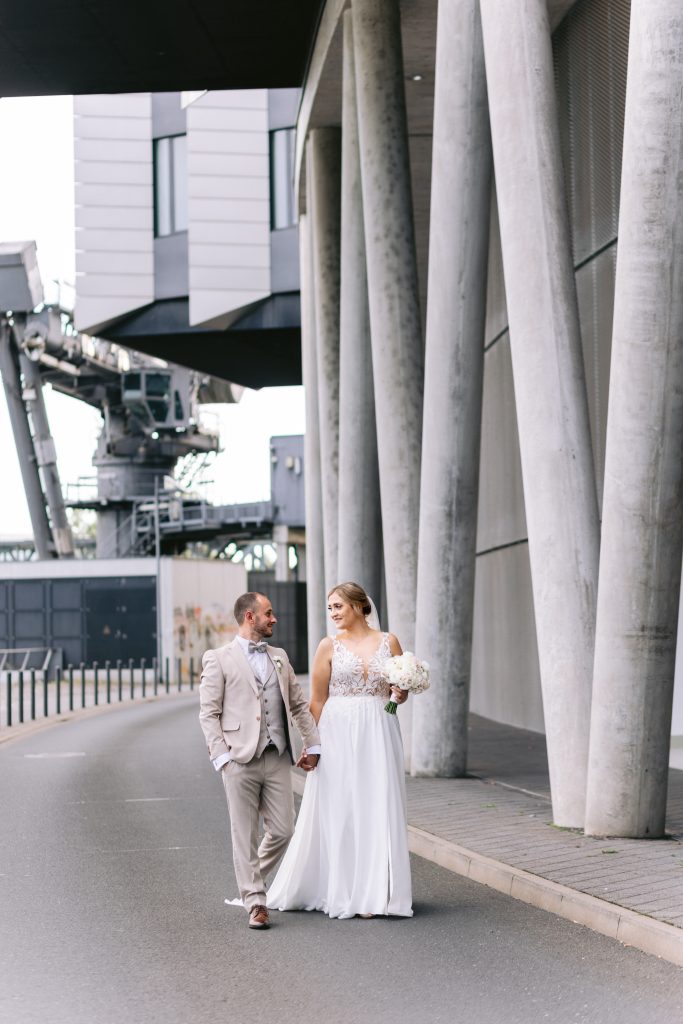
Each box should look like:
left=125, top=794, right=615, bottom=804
left=383, top=652, right=430, bottom=714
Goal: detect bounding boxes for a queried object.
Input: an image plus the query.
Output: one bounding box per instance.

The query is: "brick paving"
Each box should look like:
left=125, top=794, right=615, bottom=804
left=406, top=714, right=683, bottom=930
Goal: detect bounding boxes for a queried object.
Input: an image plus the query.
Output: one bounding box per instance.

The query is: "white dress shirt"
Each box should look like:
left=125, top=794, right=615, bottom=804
left=212, top=634, right=321, bottom=770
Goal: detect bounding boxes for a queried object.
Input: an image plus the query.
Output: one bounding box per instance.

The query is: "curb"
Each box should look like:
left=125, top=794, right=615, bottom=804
left=0, top=689, right=196, bottom=749
left=290, top=772, right=683, bottom=968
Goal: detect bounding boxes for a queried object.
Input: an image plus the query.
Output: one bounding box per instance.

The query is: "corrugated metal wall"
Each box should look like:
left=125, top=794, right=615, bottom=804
left=0, top=577, right=157, bottom=667
left=470, top=0, right=630, bottom=732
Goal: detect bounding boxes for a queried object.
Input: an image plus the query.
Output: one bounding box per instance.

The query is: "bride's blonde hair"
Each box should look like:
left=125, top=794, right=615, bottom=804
left=328, top=581, right=372, bottom=617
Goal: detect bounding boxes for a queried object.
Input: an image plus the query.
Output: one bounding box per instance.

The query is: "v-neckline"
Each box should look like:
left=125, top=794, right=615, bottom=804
left=335, top=634, right=385, bottom=682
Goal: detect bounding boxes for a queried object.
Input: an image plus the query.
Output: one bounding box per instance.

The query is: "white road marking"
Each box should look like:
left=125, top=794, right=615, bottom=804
left=124, top=797, right=172, bottom=802
left=23, top=752, right=86, bottom=759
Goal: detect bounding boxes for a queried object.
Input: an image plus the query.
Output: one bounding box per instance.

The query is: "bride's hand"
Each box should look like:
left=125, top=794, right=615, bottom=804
left=391, top=686, right=408, bottom=705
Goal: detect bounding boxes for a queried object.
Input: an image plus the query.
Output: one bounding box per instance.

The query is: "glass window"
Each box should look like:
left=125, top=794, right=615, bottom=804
left=270, top=128, right=296, bottom=230
left=154, top=135, right=188, bottom=237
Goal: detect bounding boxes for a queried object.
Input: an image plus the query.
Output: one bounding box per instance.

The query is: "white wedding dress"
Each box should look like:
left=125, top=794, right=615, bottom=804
left=267, top=632, right=413, bottom=919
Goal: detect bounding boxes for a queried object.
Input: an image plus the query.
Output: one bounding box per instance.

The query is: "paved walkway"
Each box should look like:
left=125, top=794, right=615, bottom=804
left=401, top=715, right=683, bottom=965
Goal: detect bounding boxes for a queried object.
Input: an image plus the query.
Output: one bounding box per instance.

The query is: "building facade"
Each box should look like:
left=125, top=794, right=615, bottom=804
left=296, top=0, right=683, bottom=838
left=73, top=88, right=302, bottom=388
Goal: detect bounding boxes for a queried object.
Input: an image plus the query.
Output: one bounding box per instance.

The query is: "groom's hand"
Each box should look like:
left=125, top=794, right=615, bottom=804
left=297, top=752, right=320, bottom=772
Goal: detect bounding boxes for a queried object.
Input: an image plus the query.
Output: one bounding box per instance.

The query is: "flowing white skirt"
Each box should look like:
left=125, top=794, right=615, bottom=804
left=267, top=695, right=413, bottom=919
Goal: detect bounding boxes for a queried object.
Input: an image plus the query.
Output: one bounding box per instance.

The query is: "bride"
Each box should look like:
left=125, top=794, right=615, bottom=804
left=267, top=581, right=413, bottom=919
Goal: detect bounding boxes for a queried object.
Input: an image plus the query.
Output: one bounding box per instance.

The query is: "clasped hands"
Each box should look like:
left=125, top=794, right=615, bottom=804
left=296, top=751, right=320, bottom=772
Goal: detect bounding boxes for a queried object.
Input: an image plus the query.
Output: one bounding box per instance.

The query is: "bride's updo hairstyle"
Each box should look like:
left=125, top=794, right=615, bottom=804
left=328, top=581, right=372, bottom=617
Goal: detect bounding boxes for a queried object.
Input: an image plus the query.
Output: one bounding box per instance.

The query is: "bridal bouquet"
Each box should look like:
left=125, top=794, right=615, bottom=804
left=384, top=652, right=430, bottom=714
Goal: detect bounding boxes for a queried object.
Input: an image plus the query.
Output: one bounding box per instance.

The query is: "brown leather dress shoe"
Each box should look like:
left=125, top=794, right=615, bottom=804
left=248, top=904, right=270, bottom=929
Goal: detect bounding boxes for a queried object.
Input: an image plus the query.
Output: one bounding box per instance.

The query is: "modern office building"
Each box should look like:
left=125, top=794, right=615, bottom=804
left=73, top=88, right=302, bottom=388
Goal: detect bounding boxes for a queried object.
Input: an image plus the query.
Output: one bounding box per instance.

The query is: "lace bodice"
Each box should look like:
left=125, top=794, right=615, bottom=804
left=328, top=633, right=392, bottom=699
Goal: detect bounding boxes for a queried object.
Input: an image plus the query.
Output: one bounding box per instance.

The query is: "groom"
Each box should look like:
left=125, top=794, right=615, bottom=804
left=199, top=591, right=320, bottom=929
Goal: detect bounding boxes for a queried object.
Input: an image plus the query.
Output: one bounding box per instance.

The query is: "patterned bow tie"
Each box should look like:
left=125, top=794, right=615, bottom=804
left=248, top=641, right=268, bottom=654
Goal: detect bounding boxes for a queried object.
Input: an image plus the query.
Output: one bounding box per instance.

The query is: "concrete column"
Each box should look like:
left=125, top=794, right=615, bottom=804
left=412, top=0, right=492, bottom=777
left=299, top=210, right=327, bottom=666
left=273, top=524, right=291, bottom=583
left=480, top=0, right=600, bottom=827
left=585, top=1, right=683, bottom=838
left=0, top=323, right=53, bottom=559
left=18, top=350, right=75, bottom=558
left=307, top=129, right=342, bottom=591
left=352, top=0, right=423, bottom=664
left=337, top=10, right=383, bottom=604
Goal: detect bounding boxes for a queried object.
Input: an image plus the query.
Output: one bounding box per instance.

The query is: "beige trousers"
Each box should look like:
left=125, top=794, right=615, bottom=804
left=221, top=747, right=294, bottom=910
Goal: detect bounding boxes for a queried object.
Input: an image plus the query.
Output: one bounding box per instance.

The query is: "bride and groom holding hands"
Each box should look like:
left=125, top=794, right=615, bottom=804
left=198, top=583, right=413, bottom=929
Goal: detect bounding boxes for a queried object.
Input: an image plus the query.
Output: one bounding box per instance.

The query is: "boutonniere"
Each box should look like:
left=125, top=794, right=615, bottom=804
left=274, top=656, right=283, bottom=672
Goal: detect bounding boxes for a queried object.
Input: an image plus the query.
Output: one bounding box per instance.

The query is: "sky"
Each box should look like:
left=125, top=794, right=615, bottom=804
left=0, top=96, right=305, bottom=538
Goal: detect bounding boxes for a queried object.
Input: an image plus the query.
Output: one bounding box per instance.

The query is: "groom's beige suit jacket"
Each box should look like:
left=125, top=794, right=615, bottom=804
left=198, top=638, right=320, bottom=765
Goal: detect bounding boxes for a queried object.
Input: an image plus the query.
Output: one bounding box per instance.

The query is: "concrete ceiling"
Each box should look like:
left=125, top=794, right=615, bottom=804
left=0, top=1, right=325, bottom=96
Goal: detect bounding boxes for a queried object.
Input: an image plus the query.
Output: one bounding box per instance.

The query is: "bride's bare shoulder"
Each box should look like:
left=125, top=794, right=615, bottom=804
left=386, top=632, right=403, bottom=655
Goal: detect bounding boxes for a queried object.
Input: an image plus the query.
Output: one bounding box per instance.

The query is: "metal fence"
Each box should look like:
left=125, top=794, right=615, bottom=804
left=1, top=657, right=199, bottom=729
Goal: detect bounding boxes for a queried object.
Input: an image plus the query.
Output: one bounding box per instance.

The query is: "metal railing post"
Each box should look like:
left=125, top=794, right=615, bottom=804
left=141, top=658, right=146, bottom=697
left=129, top=659, right=134, bottom=699
left=80, top=663, right=86, bottom=709
left=43, top=670, right=48, bottom=718
left=18, top=670, right=24, bottom=724
left=106, top=661, right=111, bottom=704
left=165, top=657, right=170, bottom=694
left=30, top=669, right=36, bottom=721
left=68, top=665, right=74, bottom=711
left=117, top=660, right=123, bottom=702
left=93, top=662, right=99, bottom=706
left=6, top=672, right=12, bottom=727
left=153, top=657, right=158, bottom=696
left=56, top=667, right=62, bottom=715
left=190, top=657, right=195, bottom=691
left=177, top=657, right=182, bottom=692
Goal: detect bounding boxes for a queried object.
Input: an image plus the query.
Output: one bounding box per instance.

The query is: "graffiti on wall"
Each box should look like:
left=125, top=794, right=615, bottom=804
left=174, top=602, right=237, bottom=675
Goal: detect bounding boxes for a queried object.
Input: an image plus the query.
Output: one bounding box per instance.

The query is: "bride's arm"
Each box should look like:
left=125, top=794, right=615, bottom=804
left=309, top=637, right=333, bottom=724
left=387, top=633, right=408, bottom=704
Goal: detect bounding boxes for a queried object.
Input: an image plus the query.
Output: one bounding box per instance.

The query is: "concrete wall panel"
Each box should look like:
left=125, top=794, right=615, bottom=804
left=476, top=334, right=527, bottom=553
left=191, top=244, right=270, bottom=269
left=74, top=92, right=154, bottom=334
left=484, top=185, right=508, bottom=343
left=190, top=130, right=269, bottom=156
left=187, top=89, right=271, bottom=327
left=470, top=542, right=544, bottom=732
left=76, top=208, right=152, bottom=230
left=76, top=116, right=151, bottom=141
left=575, top=244, right=616, bottom=508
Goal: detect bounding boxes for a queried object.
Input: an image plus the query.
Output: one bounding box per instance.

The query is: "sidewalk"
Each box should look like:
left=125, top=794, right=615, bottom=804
left=405, top=716, right=683, bottom=966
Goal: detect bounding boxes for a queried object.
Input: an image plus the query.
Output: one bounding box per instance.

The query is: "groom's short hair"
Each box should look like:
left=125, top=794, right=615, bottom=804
left=234, top=591, right=265, bottom=624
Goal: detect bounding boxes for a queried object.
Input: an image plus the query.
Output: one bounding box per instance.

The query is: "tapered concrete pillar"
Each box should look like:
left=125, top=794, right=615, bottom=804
left=300, top=211, right=327, bottom=666
left=19, top=350, right=74, bottom=557
left=307, top=129, right=342, bottom=591
left=585, top=2, right=683, bottom=838
left=480, top=0, right=600, bottom=826
left=352, top=0, right=423, bottom=664
left=337, top=11, right=382, bottom=604
left=412, top=0, right=491, bottom=777
left=0, top=324, right=53, bottom=559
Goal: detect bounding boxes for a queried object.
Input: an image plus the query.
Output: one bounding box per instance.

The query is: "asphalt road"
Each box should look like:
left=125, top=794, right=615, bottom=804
left=1, top=697, right=682, bottom=1024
